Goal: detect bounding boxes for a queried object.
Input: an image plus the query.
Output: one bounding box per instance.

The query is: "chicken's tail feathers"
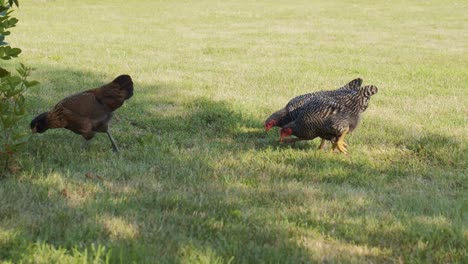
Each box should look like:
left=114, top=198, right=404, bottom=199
left=360, top=85, right=378, bottom=97
left=340, top=78, right=363, bottom=91
left=113, top=74, right=134, bottom=100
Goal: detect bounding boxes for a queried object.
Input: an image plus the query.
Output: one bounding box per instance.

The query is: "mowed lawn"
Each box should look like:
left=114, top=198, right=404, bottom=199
left=1, top=0, right=467, bottom=263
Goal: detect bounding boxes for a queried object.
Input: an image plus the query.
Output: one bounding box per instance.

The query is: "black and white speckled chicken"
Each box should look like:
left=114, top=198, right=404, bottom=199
left=279, top=84, right=378, bottom=154
left=264, top=78, right=363, bottom=132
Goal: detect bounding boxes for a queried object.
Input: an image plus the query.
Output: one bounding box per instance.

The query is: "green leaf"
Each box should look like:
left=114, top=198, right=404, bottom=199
left=0, top=46, right=21, bottom=59
left=6, top=17, right=18, bottom=27
left=8, top=0, right=19, bottom=8
left=6, top=87, right=22, bottom=97
left=0, top=6, right=9, bottom=14
left=24, top=80, right=39, bottom=87
left=8, top=47, right=20, bottom=56
left=5, top=75, right=21, bottom=87
left=0, top=66, right=9, bottom=77
left=16, top=63, right=25, bottom=75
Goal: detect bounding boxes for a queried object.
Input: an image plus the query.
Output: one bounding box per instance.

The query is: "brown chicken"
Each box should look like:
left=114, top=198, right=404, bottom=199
left=30, top=75, right=133, bottom=152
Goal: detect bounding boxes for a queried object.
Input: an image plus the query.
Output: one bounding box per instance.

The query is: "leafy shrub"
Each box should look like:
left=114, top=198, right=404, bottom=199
left=0, top=0, right=38, bottom=176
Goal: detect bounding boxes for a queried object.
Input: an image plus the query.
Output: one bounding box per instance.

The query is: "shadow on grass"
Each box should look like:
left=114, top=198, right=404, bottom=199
left=0, top=67, right=465, bottom=263
left=2, top=67, right=314, bottom=263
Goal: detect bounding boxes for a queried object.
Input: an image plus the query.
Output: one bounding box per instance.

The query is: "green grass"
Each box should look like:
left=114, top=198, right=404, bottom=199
left=1, top=0, right=467, bottom=263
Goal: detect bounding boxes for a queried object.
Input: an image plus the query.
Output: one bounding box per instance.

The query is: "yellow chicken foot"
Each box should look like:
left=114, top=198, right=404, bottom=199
left=332, top=128, right=350, bottom=155
left=333, top=140, right=348, bottom=154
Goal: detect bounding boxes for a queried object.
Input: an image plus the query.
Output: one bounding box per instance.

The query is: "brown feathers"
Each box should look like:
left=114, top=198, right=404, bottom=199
left=30, top=75, right=134, bottom=152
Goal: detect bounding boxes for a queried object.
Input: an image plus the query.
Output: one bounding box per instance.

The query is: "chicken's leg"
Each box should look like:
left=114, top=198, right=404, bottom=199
left=330, top=138, right=348, bottom=148
left=106, top=131, right=120, bottom=152
left=332, top=127, right=349, bottom=155
left=318, top=139, right=346, bottom=150
left=318, top=139, right=326, bottom=150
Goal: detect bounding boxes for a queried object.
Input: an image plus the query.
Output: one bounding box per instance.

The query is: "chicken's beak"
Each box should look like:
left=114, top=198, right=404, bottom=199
left=31, top=127, right=37, bottom=133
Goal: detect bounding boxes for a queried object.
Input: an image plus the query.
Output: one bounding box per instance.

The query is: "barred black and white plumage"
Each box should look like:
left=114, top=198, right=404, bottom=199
left=280, top=84, right=378, bottom=154
left=264, top=78, right=363, bottom=131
